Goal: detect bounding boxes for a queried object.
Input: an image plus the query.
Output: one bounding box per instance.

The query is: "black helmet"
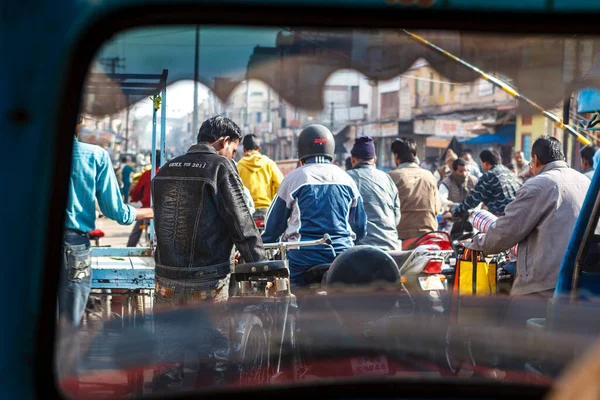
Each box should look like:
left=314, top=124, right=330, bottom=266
left=297, top=124, right=335, bottom=162
left=326, top=246, right=400, bottom=286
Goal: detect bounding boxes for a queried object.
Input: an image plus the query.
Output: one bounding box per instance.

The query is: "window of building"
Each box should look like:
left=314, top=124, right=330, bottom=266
left=522, top=133, right=532, bottom=160
left=429, top=73, right=434, bottom=95
left=522, top=115, right=533, bottom=125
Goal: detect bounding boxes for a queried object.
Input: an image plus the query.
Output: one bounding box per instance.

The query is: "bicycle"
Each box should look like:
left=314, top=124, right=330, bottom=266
left=229, top=235, right=332, bottom=385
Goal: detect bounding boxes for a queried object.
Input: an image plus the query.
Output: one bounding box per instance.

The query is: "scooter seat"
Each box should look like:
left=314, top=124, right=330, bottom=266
left=234, top=260, right=286, bottom=274
left=387, top=250, right=413, bottom=269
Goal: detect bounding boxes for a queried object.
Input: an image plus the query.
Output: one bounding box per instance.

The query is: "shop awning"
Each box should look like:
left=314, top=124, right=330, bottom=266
left=460, top=124, right=515, bottom=145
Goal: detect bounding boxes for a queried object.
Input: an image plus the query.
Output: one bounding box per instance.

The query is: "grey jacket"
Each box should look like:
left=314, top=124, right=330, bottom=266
left=347, top=162, right=401, bottom=251
left=470, top=161, right=590, bottom=295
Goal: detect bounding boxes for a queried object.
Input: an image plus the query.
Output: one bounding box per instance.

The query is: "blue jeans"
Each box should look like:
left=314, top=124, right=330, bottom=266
left=58, top=230, right=92, bottom=327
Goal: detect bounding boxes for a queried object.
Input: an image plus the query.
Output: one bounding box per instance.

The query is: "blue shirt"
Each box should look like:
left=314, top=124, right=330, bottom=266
left=121, top=164, right=133, bottom=195
left=66, top=139, right=136, bottom=232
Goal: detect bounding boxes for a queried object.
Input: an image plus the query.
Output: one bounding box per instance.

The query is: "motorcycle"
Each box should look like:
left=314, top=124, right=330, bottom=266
left=231, top=235, right=455, bottom=383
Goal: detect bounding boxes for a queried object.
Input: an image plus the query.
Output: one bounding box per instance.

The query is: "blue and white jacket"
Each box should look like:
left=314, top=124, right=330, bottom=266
left=262, top=158, right=367, bottom=273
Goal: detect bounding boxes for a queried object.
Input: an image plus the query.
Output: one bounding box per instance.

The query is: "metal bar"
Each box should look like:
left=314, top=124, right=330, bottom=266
left=91, top=269, right=154, bottom=290
left=91, top=247, right=153, bottom=257
left=403, top=29, right=593, bottom=146
left=160, top=85, right=167, bottom=167
left=85, top=88, right=161, bottom=96
left=88, top=73, right=164, bottom=80
left=276, top=299, right=290, bottom=373
left=125, top=95, right=130, bottom=152
left=555, top=165, right=600, bottom=298
left=150, top=99, right=158, bottom=246
left=192, top=25, right=200, bottom=140
left=87, top=82, right=161, bottom=88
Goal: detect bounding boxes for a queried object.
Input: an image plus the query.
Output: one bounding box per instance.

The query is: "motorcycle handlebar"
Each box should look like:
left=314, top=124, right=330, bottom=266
left=263, top=234, right=333, bottom=250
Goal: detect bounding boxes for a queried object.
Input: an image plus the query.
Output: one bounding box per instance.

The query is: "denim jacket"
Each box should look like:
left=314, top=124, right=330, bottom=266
left=152, top=143, right=265, bottom=283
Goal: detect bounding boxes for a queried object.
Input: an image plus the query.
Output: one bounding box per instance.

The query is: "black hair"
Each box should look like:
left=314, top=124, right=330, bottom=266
left=242, top=134, right=261, bottom=151
left=531, top=136, right=564, bottom=165
left=391, top=137, right=417, bottom=164
left=461, top=149, right=473, bottom=157
left=197, top=115, right=242, bottom=143
left=452, top=158, right=468, bottom=171
left=479, top=149, right=501, bottom=166
left=580, top=144, right=597, bottom=166
left=345, top=156, right=352, bottom=170
left=120, top=155, right=129, bottom=163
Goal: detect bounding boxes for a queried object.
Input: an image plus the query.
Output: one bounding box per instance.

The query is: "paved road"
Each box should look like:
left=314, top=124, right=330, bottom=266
left=95, top=214, right=139, bottom=247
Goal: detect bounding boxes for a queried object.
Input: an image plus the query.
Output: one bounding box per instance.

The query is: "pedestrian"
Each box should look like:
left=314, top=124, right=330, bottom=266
left=454, top=149, right=521, bottom=216
left=237, top=134, right=283, bottom=220
left=58, top=116, right=153, bottom=377
left=347, top=136, right=401, bottom=251
left=120, top=155, right=133, bottom=203
left=151, top=116, right=265, bottom=390
left=152, top=116, right=264, bottom=303
left=345, top=156, right=353, bottom=171
left=61, top=116, right=154, bottom=327
left=262, top=125, right=367, bottom=287
left=434, top=149, right=458, bottom=183
left=439, top=158, right=478, bottom=213
left=461, top=149, right=482, bottom=179
left=513, top=151, right=529, bottom=176
left=388, top=138, right=440, bottom=241
left=127, top=150, right=161, bottom=247
left=467, top=136, right=589, bottom=324
left=580, top=144, right=597, bottom=180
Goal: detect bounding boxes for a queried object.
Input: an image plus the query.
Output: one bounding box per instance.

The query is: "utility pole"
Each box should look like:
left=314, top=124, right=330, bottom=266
left=125, top=95, right=130, bottom=151
left=330, top=101, right=335, bottom=131
left=192, top=25, right=200, bottom=139
left=99, top=57, right=125, bottom=132
left=244, top=79, right=250, bottom=134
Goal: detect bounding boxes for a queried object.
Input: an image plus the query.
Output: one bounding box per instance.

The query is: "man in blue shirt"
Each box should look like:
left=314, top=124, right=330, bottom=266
left=61, top=116, right=153, bottom=328
left=120, top=155, right=134, bottom=202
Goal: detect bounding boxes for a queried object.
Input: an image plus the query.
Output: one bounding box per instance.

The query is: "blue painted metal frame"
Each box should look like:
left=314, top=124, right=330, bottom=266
left=92, top=268, right=155, bottom=290
left=555, top=166, right=600, bottom=296
left=91, top=247, right=153, bottom=257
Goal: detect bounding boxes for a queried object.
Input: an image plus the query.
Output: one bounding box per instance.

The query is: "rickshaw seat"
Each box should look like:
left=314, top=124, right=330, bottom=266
left=234, top=260, right=286, bottom=274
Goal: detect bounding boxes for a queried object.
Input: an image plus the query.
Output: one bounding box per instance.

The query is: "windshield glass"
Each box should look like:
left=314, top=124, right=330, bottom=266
left=57, top=25, right=600, bottom=398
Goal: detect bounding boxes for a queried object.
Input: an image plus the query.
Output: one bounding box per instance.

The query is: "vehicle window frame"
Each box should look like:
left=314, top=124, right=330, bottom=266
left=40, top=4, right=600, bottom=399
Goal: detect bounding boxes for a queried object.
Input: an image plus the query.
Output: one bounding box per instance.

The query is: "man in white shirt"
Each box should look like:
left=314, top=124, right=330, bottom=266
left=439, top=158, right=478, bottom=212
left=461, top=149, right=482, bottom=179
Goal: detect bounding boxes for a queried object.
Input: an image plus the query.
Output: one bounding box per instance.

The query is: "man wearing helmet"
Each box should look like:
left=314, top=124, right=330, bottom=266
left=262, top=124, right=367, bottom=287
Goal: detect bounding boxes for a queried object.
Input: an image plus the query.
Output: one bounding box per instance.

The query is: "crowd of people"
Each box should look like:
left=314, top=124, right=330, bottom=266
left=60, top=114, right=599, bottom=386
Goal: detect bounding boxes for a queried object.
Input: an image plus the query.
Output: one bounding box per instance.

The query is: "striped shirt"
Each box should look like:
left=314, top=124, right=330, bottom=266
left=65, top=138, right=136, bottom=233
left=456, top=164, right=521, bottom=216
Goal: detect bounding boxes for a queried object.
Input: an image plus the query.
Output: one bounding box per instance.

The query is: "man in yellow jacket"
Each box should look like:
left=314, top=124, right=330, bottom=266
left=237, top=134, right=284, bottom=218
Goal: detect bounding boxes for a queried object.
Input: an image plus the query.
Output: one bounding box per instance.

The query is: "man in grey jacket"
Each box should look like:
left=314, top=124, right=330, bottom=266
left=468, top=136, right=590, bottom=298
left=347, top=136, right=401, bottom=251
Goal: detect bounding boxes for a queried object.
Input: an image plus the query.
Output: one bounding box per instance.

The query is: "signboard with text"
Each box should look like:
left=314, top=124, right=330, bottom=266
left=414, top=119, right=465, bottom=137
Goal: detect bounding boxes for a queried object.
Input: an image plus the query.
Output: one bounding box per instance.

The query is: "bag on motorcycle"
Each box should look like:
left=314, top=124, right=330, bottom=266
left=451, top=248, right=497, bottom=324
left=453, top=248, right=495, bottom=297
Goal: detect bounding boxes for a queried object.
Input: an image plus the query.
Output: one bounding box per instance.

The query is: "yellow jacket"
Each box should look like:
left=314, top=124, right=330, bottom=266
left=237, top=151, right=283, bottom=209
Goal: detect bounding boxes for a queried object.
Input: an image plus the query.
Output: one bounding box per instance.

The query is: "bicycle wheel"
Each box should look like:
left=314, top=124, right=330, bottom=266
left=238, top=314, right=270, bottom=385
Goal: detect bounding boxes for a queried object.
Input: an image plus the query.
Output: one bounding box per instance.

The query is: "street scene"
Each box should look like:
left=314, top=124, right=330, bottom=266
left=55, top=25, right=600, bottom=400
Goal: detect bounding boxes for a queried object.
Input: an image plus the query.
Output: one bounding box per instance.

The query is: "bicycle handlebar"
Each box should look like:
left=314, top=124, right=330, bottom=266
left=263, top=234, right=332, bottom=250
